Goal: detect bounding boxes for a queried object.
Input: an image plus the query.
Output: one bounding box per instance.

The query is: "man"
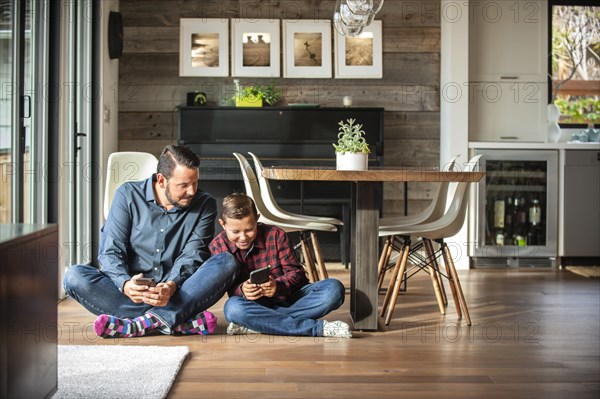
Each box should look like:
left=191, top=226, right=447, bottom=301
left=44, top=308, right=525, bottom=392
left=63, top=145, right=238, bottom=338
left=209, top=193, right=352, bottom=338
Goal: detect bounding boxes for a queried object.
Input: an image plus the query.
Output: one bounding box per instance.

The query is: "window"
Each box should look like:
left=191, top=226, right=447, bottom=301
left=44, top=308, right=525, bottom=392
left=549, top=1, right=600, bottom=126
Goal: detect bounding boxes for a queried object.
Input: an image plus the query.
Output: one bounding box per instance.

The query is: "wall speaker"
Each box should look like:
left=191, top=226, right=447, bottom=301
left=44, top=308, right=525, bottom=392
left=108, top=11, right=123, bottom=59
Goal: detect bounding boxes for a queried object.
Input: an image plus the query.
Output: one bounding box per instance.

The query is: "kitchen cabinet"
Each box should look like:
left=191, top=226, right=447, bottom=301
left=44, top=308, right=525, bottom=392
left=469, top=0, right=547, bottom=81
left=468, top=0, right=547, bottom=142
left=561, top=150, right=600, bottom=257
left=469, top=81, right=546, bottom=142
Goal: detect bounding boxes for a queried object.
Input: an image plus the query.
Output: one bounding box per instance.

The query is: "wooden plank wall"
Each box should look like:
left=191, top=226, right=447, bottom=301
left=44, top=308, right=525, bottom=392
left=118, top=0, right=442, bottom=217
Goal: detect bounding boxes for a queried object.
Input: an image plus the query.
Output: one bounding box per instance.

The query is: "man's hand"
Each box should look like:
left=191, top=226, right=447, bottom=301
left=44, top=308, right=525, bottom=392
left=124, top=274, right=176, bottom=306
left=124, top=273, right=151, bottom=303
left=241, top=278, right=276, bottom=300
left=143, top=281, right=177, bottom=307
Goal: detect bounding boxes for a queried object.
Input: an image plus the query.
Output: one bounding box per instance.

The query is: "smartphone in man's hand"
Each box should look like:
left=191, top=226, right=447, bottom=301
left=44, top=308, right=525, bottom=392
left=133, top=277, right=156, bottom=287
left=249, top=265, right=271, bottom=284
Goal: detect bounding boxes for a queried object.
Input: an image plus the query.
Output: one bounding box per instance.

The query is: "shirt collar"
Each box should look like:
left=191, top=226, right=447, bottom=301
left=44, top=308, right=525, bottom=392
left=144, top=174, right=157, bottom=203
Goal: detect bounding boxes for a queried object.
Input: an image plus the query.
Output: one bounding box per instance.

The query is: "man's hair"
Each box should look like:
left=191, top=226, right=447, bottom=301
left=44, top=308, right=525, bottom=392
left=157, top=145, right=200, bottom=178
left=221, top=193, right=258, bottom=221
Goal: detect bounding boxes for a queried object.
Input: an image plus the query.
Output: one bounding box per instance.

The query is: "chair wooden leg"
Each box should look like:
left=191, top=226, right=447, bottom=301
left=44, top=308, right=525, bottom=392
left=310, top=231, right=328, bottom=280
left=440, top=243, right=462, bottom=318
left=441, top=243, right=471, bottom=325
left=384, top=239, right=411, bottom=326
left=377, top=236, right=394, bottom=291
left=427, top=263, right=446, bottom=315
left=424, top=238, right=448, bottom=307
left=300, top=237, right=318, bottom=283
left=420, top=239, right=444, bottom=314
left=380, top=238, right=405, bottom=317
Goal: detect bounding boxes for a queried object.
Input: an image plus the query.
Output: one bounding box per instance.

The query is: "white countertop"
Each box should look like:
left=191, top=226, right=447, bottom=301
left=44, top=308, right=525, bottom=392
left=469, top=141, right=600, bottom=150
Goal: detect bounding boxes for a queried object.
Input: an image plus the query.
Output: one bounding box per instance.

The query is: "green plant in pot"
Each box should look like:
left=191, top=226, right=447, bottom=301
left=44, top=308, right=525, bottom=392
left=231, top=79, right=282, bottom=107
left=333, top=118, right=370, bottom=171
left=259, top=81, right=282, bottom=106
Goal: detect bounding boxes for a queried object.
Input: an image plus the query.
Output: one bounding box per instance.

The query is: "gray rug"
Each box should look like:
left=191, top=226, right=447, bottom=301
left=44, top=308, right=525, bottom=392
left=52, top=345, right=189, bottom=399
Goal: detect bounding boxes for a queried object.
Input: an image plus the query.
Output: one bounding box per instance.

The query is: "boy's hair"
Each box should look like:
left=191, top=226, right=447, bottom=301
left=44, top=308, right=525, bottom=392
left=221, top=193, right=258, bottom=221
left=157, top=145, right=200, bottom=178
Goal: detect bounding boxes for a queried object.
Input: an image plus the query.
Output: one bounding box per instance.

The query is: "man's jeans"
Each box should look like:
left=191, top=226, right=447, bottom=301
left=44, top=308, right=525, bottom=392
left=63, top=252, right=238, bottom=332
left=223, top=278, right=346, bottom=336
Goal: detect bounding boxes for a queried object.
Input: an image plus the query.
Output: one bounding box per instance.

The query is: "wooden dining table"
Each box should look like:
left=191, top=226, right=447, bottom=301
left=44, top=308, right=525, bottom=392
left=262, top=166, right=485, bottom=330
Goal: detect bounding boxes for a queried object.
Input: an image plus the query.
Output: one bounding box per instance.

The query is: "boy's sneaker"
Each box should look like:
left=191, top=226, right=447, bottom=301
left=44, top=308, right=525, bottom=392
left=323, top=320, right=353, bottom=338
left=226, top=322, right=259, bottom=335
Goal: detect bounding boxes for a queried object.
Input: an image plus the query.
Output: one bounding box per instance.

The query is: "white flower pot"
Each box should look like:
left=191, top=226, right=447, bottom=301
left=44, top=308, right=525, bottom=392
left=336, top=152, right=368, bottom=171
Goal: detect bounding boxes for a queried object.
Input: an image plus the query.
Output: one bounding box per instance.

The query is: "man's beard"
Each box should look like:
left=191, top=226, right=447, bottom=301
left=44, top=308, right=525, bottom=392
left=165, top=185, right=192, bottom=209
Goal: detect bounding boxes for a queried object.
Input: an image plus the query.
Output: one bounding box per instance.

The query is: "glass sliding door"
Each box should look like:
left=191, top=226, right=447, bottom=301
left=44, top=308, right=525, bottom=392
left=58, top=0, right=94, bottom=269
left=2, top=0, right=98, bottom=298
left=0, top=0, right=14, bottom=223
left=0, top=0, right=49, bottom=223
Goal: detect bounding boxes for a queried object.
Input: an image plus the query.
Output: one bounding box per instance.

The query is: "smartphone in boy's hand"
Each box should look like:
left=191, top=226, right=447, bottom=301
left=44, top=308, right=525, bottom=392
left=249, top=265, right=271, bottom=284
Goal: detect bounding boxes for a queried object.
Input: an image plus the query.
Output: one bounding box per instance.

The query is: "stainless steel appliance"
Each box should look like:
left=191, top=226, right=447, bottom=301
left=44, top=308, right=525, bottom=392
left=470, top=149, right=559, bottom=268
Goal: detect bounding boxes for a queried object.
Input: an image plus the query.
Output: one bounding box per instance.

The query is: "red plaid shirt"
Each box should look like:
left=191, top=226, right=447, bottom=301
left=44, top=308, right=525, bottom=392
left=209, top=223, right=309, bottom=301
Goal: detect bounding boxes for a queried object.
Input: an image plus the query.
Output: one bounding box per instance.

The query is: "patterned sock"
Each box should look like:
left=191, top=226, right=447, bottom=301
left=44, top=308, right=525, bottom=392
left=172, top=311, right=217, bottom=335
left=94, top=313, right=162, bottom=338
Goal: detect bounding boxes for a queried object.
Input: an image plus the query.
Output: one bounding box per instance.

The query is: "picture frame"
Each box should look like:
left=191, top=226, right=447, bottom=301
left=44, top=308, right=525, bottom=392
left=231, top=19, right=280, bottom=77
left=179, top=18, right=229, bottom=77
left=334, top=20, right=383, bottom=79
left=282, top=20, right=332, bottom=78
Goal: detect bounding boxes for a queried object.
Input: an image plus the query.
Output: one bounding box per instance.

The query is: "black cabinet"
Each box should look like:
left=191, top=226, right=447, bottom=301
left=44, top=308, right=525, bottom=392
left=178, top=106, right=385, bottom=261
left=1, top=224, right=58, bottom=398
left=179, top=106, right=384, bottom=161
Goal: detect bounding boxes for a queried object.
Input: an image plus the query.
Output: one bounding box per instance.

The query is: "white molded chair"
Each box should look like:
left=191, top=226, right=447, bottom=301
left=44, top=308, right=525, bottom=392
left=104, top=151, right=158, bottom=219
left=233, top=153, right=337, bottom=282
left=379, top=157, right=457, bottom=229
left=378, top=155, right=483, bottom=326
left=377, top=157, right=457, bottom=301
left=248, top=152, right=344, bottom=226
left=248, top=152, right=350, bottom=271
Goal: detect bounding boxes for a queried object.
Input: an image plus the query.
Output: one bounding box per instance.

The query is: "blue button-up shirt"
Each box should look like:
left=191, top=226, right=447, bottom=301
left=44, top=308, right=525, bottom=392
left=98, top=174, right=217, bottom=291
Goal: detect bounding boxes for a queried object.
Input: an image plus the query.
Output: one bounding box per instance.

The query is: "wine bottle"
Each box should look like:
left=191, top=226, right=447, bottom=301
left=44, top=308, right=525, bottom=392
left=492, top=196, right=505, bottom=246
left=528, top=198, right=542, bottom=245
left=504, top=197, right=514, bottom=245
left=529, top=198, right=541, bottom=226
left=511, top=197, right=521, bottom=244
left=494, top=197, right=505, bottom=229
left=517, top=197, right=528, bottom=228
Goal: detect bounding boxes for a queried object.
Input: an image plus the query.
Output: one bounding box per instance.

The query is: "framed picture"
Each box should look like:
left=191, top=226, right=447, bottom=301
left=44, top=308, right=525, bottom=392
left=334, top=20, right=383, bottom=79
left=231, top=20, right=280, bottom=77
left=282, top=20, right=332, bottom=78
left=179, top=18, right=229, bottom=77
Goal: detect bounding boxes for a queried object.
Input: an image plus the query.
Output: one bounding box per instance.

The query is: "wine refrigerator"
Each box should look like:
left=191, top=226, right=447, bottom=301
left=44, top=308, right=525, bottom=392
left=469, top=149, right=559, bottom=268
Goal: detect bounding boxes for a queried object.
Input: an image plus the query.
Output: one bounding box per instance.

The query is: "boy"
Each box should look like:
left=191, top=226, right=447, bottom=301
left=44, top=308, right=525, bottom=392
left=209, top=193, right=352, bottom=338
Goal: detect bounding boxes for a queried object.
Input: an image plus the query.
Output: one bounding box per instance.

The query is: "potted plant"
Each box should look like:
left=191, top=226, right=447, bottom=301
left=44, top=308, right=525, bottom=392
left=232, top=80, right=281, bottom=107
left=333, top=118, right=370, bottom=171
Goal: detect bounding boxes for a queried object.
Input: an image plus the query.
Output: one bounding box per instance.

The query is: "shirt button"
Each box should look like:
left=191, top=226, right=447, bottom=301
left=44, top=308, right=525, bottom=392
left=154, top=267, right=158, bottom=270
left=160, top=229, right=164, bottom=232
left=156, top=249, right=160, bottom=252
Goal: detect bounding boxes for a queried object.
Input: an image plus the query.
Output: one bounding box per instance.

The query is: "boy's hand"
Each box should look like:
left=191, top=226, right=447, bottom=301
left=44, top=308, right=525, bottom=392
left=241, top=277, right=276, bottom=300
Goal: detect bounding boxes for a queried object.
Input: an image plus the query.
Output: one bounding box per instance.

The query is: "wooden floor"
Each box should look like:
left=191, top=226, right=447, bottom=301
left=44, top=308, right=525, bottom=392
left=57, top=267, right=600, bottom=399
